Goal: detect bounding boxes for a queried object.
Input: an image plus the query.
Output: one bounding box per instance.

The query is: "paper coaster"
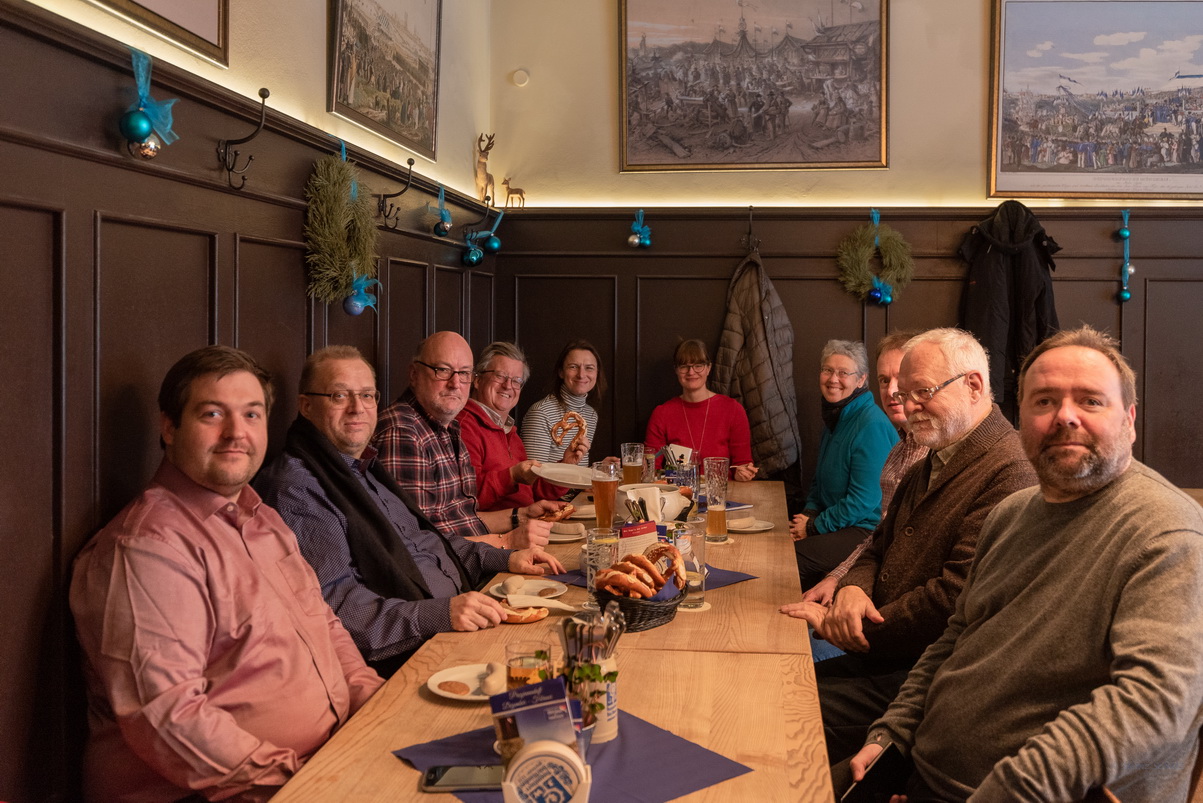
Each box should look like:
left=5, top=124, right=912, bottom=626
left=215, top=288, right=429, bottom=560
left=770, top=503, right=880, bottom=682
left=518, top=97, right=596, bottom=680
left=705, top=536, right=735, bottom=546
left=677, top=601, right=712, bottom=612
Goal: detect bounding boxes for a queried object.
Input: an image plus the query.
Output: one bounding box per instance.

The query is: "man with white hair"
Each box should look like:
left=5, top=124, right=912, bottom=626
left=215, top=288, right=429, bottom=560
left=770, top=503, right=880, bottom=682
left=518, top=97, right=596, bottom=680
left=845, top=326, right=1203, bottom=801
left=784, top=328, right=1036, bottom=764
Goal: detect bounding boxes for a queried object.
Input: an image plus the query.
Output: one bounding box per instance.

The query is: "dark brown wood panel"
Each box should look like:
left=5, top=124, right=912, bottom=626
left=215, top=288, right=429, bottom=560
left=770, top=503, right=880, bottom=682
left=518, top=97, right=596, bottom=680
left=434, top=266, right=466, bottom=335
left=96, top=216, right=214, bottom=522
left=0, top=200, right=60, bottom=802
left=382, top=257, right=429, bottom=401
left=234, top=236, right=311, bottom=453
left=1143, top=279, right=1203, bottom=487
left=469, top=270, right=495, bottom=358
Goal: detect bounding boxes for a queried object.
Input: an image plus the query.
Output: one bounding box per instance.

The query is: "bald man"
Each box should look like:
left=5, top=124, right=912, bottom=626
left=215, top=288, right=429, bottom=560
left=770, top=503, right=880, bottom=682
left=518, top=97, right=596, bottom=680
left=373, top=332, right=559, bottom=550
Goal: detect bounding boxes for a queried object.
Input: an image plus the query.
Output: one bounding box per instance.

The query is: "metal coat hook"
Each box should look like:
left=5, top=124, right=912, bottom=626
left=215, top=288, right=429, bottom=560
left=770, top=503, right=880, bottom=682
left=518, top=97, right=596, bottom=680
left=376, top=158, right=416, bottom=229
left=462, top=196, right=493, bottom=236
left=216, top=87, right=270, bottom=190
left=741, top=205, right=761, bottom=253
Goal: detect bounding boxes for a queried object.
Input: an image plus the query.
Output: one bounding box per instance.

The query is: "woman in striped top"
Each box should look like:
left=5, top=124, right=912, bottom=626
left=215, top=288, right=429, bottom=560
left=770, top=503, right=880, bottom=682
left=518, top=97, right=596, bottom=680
left=520, top=340, right=606, bottom=465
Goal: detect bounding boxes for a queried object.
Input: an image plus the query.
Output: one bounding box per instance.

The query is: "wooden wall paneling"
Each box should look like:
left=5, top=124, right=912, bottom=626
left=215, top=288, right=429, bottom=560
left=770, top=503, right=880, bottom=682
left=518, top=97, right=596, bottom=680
left=382, top=256, right=428, bottom=402
left=324, top=294, right=380, bottom=372
left=1142, top=277, right=1203, bottom=487
left=434, top=265, right=466, bottom=335
left=94, top=214, right=215, bottom=524
left=468, top=269, right=495, bottom=358
left=0, top=199, right=64, bottom=802
left=233, top=235, right=311, bottom=456
left=514, top=274, right=618, bottom=457
left=635, top=274, right=729, bottom=437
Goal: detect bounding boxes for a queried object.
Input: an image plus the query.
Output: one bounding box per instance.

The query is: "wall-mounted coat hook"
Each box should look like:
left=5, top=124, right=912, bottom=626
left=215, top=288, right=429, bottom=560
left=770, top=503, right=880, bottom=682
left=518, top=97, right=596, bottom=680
left=216, top=87, right=270, bottom=190
left=741, top=205, right=761, bottom=253
left=462, top=196, right=492, bottom=234
left=376, top=158, right=416, bottom=230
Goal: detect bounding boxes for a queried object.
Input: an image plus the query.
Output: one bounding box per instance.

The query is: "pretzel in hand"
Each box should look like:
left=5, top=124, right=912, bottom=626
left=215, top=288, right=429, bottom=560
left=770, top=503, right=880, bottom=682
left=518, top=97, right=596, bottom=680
left=550, top=411, right=588, bottom=457
left=537, top=504, right=575, bottom=523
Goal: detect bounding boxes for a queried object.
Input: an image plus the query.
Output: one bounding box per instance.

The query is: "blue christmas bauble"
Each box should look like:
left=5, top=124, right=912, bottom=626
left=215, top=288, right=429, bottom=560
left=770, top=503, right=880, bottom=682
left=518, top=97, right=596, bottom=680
left=462, top=247, right=484, bottom=266
left=1117, top=227, right=1131, bottom=240
left=867, top=288, right=882, bottom=302
left=343, top=296, right=365, bottom=315
left=1117, top=288, right=1132, bottom=303
left=434, top=220, right=452, bottom=237
left=482, top=235, right=502, bottom=253
left=639, top=234, right=652, bottom=248
left=120, top=109, right=153, bottom=143
left=628, top=234, right=641, bottom=247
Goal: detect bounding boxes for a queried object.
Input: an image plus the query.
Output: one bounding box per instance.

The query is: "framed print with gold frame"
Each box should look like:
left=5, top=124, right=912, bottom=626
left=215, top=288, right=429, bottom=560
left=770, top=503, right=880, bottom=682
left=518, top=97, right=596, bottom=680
left=991, top=0, right=1203, bottom=199
left=328, top=0, right=441, bottom=160
left=90, top=0, right=228, bottom=66
left=620, top=0, right=888, bottom=172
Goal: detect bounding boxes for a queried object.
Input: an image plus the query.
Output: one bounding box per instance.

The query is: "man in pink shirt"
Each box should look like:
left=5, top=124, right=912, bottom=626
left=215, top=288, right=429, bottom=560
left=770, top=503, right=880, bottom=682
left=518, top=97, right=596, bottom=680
left=70, top=346, right=382, bottom=802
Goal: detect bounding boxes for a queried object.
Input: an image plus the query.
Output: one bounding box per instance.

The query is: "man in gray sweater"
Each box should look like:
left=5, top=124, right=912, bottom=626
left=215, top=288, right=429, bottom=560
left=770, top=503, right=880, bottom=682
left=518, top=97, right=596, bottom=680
left=846, top=326, right=1203, bottom=801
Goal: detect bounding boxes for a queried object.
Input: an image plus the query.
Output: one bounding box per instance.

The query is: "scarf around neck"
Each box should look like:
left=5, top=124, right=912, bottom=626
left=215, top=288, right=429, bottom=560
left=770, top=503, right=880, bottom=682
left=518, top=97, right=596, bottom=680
left=820, top=385, right=869, bottom=432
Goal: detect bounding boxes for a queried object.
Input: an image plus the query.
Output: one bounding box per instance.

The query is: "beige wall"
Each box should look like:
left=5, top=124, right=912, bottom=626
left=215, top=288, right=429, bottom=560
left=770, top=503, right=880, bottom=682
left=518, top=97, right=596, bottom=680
left=24, top=0, right=1148, bottom=208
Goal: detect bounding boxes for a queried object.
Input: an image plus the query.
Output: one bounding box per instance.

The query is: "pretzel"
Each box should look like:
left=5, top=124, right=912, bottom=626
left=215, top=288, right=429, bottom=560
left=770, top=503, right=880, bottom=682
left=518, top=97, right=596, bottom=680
left=538, top=504, right=575, bottom=523
left=594, top=568, right=655, bottom=599
left=616, top=554, right=665, bottom=589
left=499, top=601, right=549, bottom=624
left=550, top=411, right=588, bottom=456
left=645, top=543, right=687, bottom=590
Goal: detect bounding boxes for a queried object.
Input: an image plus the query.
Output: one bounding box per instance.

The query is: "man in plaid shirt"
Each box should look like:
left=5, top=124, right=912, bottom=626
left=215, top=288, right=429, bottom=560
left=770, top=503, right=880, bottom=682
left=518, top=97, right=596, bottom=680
left=373, top=331, right=559, bottom=549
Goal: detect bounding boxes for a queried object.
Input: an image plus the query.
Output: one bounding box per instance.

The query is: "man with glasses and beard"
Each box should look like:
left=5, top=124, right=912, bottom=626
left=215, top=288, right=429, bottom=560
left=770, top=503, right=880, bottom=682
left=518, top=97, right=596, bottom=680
left=372, top=331, right=560, bottom=549
left=843, top=326, right=1203, bottom=802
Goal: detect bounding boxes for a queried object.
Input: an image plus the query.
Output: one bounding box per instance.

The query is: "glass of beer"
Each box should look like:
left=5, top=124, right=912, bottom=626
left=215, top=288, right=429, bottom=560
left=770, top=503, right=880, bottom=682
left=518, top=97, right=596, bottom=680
left=584, top=527, right=619, bottom=611
left=592, top=461, right=620, bottom=529
left=506, top=640, right=551, bottom=689
left=620, top=442, right=644, bottom=486
left=703, top=457, right=730, bottom=543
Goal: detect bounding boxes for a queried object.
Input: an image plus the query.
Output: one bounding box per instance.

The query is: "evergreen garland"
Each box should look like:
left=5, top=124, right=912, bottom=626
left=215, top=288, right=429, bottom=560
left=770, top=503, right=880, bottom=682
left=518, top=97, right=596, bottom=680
left=836, top=222, right=915, bottom=300
left=304, top=154, right=378, bottom=303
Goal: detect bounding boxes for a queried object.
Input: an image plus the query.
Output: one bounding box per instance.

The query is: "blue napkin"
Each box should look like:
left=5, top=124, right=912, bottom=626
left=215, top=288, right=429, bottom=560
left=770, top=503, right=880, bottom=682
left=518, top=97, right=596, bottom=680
left=395, top=711, right=751, bottom=802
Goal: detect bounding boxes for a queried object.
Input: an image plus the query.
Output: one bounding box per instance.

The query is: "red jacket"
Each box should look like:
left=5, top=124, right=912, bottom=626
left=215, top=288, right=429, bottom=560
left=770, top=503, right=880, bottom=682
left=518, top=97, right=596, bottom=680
left=456, top=400, right=566, bottom=512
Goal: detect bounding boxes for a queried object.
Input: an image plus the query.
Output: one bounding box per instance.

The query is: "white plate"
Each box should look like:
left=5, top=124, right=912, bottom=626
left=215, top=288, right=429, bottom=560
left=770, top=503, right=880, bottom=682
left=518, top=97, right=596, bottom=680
left=488, top=579, right=568, bottom=599
left=427, top=664, right=490, bottom=702
left=567, top=504, right=595, bottom=520
left=727, top=519, right=774, bottom=533
left=548, top=529, right=586, bottom=543
left=618, top=482, right=674, bottom=494
left=531, top=463, right=593, bottom=489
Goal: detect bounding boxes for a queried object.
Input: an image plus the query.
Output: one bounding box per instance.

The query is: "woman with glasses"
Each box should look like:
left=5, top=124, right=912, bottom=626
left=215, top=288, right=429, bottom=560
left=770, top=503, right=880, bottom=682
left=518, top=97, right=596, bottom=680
left=457, top=342, right=568, bottom=512
left=520, top=340, right=605, bottom=465
left=644, top=339, right=757, bottom=480
left=792, top=339, right=898, bottom=589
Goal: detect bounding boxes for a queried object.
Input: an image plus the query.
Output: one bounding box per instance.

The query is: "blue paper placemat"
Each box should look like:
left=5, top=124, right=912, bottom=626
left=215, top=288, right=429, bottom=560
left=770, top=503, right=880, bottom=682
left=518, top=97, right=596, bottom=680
left=395, top=711, right=751, bottom=802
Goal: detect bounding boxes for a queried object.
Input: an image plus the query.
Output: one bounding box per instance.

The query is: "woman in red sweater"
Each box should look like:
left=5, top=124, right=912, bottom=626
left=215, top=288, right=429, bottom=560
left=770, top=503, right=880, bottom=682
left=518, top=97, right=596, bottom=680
left=644, top=339, right=758, bottom=480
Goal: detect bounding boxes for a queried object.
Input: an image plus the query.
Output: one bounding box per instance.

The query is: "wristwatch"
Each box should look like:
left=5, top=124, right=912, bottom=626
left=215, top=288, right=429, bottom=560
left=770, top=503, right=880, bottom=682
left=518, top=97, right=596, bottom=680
left=511, top=508, right=520, bottom=530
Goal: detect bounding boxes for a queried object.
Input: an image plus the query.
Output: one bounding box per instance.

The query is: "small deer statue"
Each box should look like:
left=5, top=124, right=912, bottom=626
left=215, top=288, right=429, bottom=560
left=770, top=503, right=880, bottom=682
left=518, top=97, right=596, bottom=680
left=502, top=177, right=526, bottom=209
left=474, top=133, right=495, bottom=203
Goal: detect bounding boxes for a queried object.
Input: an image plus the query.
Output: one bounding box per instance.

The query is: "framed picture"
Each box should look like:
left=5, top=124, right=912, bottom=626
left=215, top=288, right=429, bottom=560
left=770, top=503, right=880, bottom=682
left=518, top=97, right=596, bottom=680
left=328, top=0, right=442, bottom=160
left=619, top=0, right=888, bottom=172
left=991, top=0, right=1203, bottom=199
left=90, top=0, right=228, bottom=66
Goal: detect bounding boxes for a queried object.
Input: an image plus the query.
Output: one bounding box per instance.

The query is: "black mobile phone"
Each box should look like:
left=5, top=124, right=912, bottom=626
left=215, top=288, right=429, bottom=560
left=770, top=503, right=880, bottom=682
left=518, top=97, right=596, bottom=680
left=839, top=742, right=908, bottom=803
left=419, top=763, right=505, bottom=793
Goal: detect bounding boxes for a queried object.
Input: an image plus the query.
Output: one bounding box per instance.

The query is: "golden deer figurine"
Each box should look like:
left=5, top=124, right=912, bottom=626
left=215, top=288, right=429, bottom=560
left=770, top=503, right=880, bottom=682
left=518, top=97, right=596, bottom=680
left=502, top=177, right=526, bottom=209
left=475, top=133, right=495, bottom=203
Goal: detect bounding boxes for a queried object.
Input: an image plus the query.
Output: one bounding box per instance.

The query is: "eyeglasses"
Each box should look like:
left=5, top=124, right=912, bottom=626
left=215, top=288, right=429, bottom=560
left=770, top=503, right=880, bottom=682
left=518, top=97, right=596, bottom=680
left=676, top=362, right=710, bottom=374
left=820, top=367, right=862, bottom=379
left=891, top=373, right=967, bottom=405
left=416, top=360, right=474, bottom=383
left=479, top=369, right=525, bottom=388
left=303, top=390, right=381, bottom=407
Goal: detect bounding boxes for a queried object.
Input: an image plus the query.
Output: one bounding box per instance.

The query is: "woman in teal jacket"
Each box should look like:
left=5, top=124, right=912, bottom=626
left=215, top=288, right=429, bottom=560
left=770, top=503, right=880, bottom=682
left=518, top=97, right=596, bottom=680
left=791, top=340, right=897, bottom=589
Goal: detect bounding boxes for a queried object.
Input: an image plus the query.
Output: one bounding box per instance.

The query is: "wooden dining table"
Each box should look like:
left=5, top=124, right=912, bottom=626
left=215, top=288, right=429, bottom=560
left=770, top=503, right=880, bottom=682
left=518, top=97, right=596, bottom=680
left=272, top=480, right=834, bottom=802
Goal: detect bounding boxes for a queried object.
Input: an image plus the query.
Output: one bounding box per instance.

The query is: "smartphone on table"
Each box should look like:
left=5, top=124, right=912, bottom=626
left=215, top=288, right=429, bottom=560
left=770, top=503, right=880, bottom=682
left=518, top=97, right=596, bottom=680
left=420, top=763, right=505, bottom=793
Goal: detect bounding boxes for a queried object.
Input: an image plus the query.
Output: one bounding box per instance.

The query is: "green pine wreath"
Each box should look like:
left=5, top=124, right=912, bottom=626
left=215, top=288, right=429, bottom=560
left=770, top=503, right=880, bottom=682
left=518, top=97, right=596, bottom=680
left=304, top=154, right=378, bottom=303
left=836, top=222, right=914, bottom=300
